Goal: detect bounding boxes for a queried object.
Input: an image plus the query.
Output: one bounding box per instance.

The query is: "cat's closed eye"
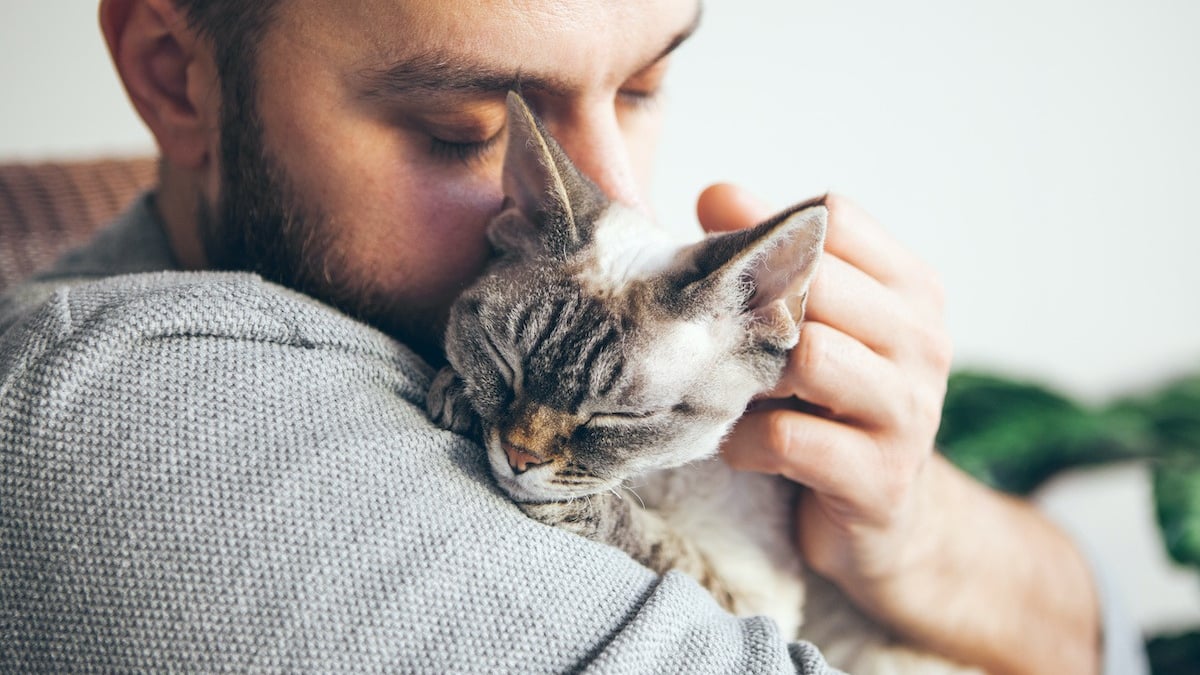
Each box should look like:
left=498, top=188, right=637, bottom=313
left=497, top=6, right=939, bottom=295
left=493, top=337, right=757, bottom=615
left=585, top=410, right=664, bottom=427
left=481, top=331, right=518, bottom=386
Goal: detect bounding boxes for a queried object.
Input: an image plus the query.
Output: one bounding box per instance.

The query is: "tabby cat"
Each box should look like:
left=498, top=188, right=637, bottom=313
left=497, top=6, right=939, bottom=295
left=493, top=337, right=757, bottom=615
left=427, top=92, right=976, bottom=675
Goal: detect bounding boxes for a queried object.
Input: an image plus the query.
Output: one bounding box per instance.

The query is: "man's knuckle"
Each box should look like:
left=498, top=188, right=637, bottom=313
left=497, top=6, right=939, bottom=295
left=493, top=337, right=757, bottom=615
left=795, top=325, right=827, bottom=373
left=763, top=411, right=795, bottom=468
left=878, top=459, right=916, bottom=512
left=824, top=191, right=849, bottom=218
left=917, top=397, right=943, bottom=436
left=879, top=481, right=905, bottom=513
left=926, top=330, right=954, bottom=373
left=911, top=323, right=952, bottom=371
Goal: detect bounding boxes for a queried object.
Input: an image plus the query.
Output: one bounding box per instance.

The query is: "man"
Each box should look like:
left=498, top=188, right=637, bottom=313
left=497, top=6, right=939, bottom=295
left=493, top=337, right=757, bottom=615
left=0, top=0, right=1120, bottom=672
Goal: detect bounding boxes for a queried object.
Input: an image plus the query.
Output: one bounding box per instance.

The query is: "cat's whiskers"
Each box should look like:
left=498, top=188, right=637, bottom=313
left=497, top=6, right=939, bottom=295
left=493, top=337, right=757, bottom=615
left=622, top=483, right=647, bottom=510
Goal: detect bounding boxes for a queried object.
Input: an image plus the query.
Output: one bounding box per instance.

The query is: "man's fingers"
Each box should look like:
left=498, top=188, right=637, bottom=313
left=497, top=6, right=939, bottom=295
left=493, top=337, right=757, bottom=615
left=696, top=183, right=772, bottom=233
left=767, top=321, right=908, bottom=430
left=695, top=187, right=927, bottom=293
left=824, top=195, right=945, bottom=320
left=698, top=189, right=945, bottom=324
left=805, top=254, right=954, bottom=371
left=722, top=407, right=876, bottom=502
left=804, top=253, right=913, bottom=358
left=823, top=194, right=918, bottom=286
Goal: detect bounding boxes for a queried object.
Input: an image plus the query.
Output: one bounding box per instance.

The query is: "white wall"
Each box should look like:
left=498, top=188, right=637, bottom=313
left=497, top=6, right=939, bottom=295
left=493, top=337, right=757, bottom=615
left=655, top=0, right=1200, bottom=400
left=0, top=2, right=154, bottom=158
left=3, top=0, right=1199, bottom=638
left=650, top=3, right=1200, bottom=635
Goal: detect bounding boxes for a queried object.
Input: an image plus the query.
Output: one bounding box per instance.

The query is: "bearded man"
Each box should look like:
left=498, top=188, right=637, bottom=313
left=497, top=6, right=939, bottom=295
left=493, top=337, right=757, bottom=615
left=1, top=1, right=1133, bottom=672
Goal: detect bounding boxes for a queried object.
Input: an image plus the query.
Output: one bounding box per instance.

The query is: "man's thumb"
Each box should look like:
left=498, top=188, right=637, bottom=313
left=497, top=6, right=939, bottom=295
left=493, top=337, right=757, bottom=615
left=696, top=182, right=772, bottom=233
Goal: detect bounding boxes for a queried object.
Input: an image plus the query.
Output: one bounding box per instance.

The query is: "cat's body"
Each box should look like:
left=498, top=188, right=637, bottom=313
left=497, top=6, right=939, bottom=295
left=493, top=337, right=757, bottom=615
left=638, top=461, right=807, bottom=633
left=639, top=460, right=977, bottom=674
left=427, top=92, right=977, bottom=674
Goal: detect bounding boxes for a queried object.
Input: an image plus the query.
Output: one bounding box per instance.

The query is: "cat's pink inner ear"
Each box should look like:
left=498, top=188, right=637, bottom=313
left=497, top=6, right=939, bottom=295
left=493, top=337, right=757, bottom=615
left=746, top=205, right=826, bottom=323
left=751, top=299, right=802, bottom=347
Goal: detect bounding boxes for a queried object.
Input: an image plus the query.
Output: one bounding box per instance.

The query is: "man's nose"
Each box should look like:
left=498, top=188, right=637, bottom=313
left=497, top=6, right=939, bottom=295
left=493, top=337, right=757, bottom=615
left=548, top=108, right=643, bottom=210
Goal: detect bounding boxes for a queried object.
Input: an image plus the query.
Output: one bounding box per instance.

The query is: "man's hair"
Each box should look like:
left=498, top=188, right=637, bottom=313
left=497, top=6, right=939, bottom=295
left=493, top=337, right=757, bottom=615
left=171, top=1, right=297, bottom=286
left=172, top=1, right=279, bottom=66
left=172, top=1, right=279, bottom=112
left=171, top=1, right=284, bottom=268
left=171, top=1, right=409, bottom=350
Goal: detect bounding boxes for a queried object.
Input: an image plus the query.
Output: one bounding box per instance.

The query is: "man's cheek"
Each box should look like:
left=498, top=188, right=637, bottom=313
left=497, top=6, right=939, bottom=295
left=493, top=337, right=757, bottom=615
left=365, top=170, right=502, bottom=309
left=412, top=169, right=503, bottom=254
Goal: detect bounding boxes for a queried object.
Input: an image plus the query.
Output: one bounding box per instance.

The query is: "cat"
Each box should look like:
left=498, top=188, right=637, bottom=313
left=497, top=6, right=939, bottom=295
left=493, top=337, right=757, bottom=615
left=427, top=92, right=978, bottom=675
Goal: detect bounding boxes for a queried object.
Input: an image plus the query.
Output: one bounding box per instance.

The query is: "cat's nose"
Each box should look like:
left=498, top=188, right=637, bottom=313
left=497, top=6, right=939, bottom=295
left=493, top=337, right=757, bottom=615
left=503, top=442, right=546, bottom=475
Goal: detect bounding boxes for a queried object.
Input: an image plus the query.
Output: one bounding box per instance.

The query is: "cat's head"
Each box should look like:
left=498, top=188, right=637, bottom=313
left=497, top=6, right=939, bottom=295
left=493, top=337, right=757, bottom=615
left=444, top=93, right=826, bottom=503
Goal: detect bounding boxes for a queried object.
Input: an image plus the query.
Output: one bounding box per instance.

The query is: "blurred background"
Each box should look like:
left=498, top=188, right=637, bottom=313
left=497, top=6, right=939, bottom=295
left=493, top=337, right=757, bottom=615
left=653, top=0, right=1200, bottom=653
left=2, top=0, right=1198, bottom=663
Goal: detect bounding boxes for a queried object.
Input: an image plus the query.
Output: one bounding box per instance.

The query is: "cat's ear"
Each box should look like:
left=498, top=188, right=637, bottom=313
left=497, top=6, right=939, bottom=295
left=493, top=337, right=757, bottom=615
left=488, top=91, right=608, bottom=259
left=672, top=197, right=827, bottom=347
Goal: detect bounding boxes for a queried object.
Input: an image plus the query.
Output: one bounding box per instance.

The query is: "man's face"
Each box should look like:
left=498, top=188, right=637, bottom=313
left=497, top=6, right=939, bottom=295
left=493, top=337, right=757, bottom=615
left=201, top=0, right=700, bottom=360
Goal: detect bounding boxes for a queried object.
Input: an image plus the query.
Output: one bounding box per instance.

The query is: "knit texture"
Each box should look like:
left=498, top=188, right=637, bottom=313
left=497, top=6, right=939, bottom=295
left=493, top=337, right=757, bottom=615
left=0, top=196, right=839, bottom=673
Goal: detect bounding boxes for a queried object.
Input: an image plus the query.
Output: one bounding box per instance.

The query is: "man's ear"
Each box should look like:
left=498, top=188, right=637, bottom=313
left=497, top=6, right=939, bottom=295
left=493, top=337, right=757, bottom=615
left=100, top=0, right=218, bottom=170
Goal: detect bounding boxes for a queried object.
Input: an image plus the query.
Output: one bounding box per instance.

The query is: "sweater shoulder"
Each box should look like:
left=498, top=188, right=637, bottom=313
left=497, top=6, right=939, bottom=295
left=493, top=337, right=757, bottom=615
left=0, top=270, right=433, bottom=402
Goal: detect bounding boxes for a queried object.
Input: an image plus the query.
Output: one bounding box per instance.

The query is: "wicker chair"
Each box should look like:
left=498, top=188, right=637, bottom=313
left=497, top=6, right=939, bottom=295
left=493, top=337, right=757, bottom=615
left=0, top=157, right=158, bottom=294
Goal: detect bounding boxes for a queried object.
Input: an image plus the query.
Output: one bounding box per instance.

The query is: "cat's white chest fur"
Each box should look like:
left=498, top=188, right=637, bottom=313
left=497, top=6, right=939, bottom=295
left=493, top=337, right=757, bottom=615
left=636, top=460, right=983, bottom=675
left=634, top=459, right=808, bottom=636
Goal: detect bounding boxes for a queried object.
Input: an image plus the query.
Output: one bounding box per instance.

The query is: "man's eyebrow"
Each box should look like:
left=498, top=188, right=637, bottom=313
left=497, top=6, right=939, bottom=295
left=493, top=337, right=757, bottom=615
left=355, top=2, right=703, bottom=101
left=645, top=2, right=703, bottom=72
left=355, top=51, right=567, bottom=100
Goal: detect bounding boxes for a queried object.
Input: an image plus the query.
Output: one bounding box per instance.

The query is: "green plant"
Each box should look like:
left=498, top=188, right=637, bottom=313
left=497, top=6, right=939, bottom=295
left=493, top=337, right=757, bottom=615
left=938, top=369, right=1200, bottom=674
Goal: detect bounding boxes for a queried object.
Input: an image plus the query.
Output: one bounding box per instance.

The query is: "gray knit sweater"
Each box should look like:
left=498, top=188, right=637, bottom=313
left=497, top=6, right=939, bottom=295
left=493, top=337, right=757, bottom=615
left=0, top=196, right=840, bottom=673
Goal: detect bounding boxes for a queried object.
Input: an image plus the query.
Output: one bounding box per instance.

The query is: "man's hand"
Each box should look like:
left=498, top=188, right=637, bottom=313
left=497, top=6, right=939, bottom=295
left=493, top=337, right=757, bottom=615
left=698, top=184, right=1101, bottom=675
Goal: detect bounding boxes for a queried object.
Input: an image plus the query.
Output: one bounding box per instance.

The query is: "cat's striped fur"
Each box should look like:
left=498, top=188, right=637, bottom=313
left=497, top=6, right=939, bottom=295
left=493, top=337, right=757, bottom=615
left=427, top=93, right=978, bottom=675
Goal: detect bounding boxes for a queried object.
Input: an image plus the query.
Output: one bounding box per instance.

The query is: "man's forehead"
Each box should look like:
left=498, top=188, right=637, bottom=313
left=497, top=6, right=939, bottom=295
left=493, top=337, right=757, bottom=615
left=279, top=0, right=701, bottom=98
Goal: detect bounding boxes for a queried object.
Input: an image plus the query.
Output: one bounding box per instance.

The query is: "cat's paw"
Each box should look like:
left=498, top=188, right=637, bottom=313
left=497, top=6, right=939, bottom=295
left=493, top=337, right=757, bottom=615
left=426, top=367, right=479, bottom=436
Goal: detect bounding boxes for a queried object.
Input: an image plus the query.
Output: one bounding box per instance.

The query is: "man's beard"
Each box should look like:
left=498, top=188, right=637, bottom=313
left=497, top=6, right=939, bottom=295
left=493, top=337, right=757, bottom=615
left=195, top=108, right=446, bottom=363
